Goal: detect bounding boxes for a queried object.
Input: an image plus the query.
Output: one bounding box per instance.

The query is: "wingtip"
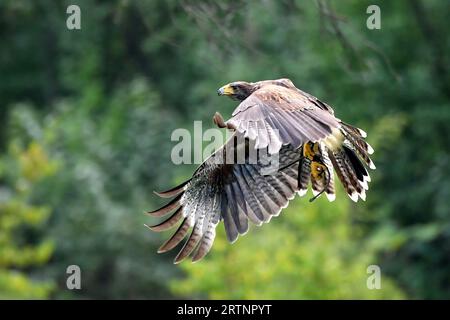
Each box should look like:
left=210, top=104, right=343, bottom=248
left=174, top=252, right=188, bottom=264
left=227, top=234, right=239, bottom=244
left=152, top=180, right=190, bottom=199
left=157, top=246, right=169, bottom=254
left=145, top=209, right=161, bottom=217
left=153, top=189, right=181, bottom=199
left=153, top=190, right=165, bottom=198
left=145, top=211, right=160, bottom=217
left=144, top=223, right=161, bottom=232
left=146, top=194, right=182, bottom=217
left=191, top=251, right=205, bottom=263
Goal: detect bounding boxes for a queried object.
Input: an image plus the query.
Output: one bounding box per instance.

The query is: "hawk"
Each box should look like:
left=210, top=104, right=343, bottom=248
left=147, top=78, right=375, bottom=263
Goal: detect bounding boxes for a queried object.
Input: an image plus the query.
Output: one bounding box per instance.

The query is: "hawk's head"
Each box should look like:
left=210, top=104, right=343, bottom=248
left=217, top=78, right=295, bottom=102
left=217, top=81, right=256, bottom=101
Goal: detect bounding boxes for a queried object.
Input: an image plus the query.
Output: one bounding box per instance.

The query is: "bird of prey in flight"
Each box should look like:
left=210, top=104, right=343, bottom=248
left=146, top=78, right=375, bottom=264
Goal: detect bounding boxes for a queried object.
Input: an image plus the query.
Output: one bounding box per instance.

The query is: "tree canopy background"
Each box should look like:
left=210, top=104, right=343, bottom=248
left=0, top=0, right=448, bottom=299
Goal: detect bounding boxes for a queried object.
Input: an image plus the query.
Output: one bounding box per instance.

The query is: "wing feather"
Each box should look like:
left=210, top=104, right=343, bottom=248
left=148, top=137, right=302, bottom=263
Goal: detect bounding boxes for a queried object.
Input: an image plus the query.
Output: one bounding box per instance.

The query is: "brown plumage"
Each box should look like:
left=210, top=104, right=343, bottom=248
left=147, top=78, right=375, bottom=263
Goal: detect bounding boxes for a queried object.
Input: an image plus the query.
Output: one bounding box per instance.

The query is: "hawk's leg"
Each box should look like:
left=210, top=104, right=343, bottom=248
left=309, top=154, right=331, bottom=202
left=213, top=112, right=237, bottom=130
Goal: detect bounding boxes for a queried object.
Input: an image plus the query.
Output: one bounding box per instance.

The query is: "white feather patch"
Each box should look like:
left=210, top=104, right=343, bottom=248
left=360, top=179, right=369, bottom=191
left=348, top=192, right=358, bottom=202
left=359, top=189, right=366, bottom=201
left=367, top=143, right=374, bottom=155
left=322, top=128, right=345, bottom=152
left=326, top=192, right=336, bottom=202
left=358, top=128, right=367, bottom=138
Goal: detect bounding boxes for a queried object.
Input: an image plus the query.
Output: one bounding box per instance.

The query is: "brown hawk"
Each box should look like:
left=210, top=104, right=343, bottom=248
left=147, top=78, right=375, bottom=263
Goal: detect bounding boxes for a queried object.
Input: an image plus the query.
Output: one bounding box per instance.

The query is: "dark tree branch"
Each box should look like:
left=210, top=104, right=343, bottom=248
left=316, top=0, right=400, bottom=82
left=410, top=0, right=450, bottom=99
left=122, top=5, right=153, bottom=79
left=317, top=0, right=367, bottom=72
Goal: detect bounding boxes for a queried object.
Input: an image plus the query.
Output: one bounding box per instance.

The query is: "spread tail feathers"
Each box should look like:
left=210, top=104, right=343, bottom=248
left=298, top=124, right=375, bottom=202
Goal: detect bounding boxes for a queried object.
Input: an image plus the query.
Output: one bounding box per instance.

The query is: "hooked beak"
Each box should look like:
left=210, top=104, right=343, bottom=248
left=217, top=84, right=234, bottom=96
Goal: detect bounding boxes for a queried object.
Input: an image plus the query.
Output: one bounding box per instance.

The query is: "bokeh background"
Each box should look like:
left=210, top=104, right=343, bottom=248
left=0, top=0, right=449, bottom=299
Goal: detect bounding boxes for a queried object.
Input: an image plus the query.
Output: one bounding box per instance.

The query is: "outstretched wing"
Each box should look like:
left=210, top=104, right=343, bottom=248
left=147, top=136, right=301, bottom=264
left=227, top=84, right=341, bottom=154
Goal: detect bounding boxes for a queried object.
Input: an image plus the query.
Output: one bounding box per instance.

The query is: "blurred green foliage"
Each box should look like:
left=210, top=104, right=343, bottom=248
left=173, top=192, right=404, bottom=299
left=0, top=0, right=449, bottom=299
left=0, top=142, right=56, bottom=298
